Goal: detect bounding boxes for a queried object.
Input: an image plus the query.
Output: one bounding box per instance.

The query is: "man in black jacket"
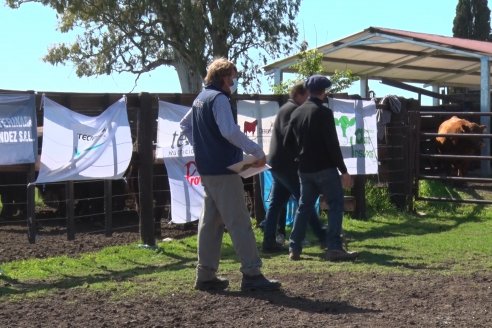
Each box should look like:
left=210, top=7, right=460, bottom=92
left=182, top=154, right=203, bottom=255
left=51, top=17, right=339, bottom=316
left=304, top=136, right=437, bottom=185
left=284, top=75, right=359, bottom=261
left=262, top=82, right=326, bottom=252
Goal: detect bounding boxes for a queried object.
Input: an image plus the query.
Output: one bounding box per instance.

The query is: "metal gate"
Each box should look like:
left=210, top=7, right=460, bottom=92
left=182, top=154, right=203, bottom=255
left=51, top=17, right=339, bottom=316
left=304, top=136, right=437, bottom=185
left=413, top=109, right=492, bottom=205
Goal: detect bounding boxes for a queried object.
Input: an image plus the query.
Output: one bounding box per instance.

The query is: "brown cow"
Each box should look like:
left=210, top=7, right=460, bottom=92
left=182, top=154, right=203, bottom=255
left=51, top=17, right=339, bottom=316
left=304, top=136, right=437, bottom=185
left=435, top=116, right=486, bottom=177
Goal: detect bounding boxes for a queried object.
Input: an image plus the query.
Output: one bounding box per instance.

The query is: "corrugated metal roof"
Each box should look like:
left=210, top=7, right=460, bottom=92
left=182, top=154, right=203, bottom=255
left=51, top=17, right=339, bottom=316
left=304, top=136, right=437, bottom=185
left=377, top=27, right=492, bottom=55
left=264, top=27, right=492, bottom=88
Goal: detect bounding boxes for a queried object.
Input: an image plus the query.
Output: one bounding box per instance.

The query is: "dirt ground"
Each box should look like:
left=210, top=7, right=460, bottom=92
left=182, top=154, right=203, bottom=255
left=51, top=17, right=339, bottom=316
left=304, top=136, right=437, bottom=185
left=1, top=212, right=492, bottom=327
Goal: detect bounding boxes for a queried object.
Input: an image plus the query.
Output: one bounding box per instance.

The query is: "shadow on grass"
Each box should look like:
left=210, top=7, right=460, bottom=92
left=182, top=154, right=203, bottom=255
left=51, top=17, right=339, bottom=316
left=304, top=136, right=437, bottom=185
left=347, top=207, right=486, bottom=242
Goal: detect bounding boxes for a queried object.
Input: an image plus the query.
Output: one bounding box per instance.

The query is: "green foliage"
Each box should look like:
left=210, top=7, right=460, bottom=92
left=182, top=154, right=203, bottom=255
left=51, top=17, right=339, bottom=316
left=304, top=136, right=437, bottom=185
left=290, top=49, right=324, bottom=77
left=418, top=180, right=452, bottom=198
left=7, top=0, right=301, bottom=93
left=415, top=180, right=466, bottom=212
left=453, top=0, right=491, bottom=40
left=271, top=49, right=358, bottom=95
left=330, top=69, right=359, bottom=94
left=270, top=79, right=300, bottom=95
left=364, top=179, right=395, bottom=214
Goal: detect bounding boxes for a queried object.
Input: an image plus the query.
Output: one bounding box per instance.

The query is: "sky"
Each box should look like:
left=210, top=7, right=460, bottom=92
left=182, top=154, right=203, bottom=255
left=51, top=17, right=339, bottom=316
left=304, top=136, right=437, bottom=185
left=0, top=0, right=460, bottom=101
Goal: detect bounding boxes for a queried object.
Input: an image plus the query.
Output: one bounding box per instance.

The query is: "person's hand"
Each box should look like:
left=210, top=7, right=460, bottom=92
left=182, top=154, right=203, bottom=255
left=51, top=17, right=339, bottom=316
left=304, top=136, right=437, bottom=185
left=251, top=156, right=266, bottom=168
left=341, top=173, right=353, bottom=189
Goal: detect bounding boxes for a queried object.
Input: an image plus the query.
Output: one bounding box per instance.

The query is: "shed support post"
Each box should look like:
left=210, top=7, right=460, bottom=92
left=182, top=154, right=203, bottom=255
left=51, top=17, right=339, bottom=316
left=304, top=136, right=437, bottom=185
left=432, top=84, right=440, bottom=106
left=480, top=56, right=491, bottom=177
left=359, top=77, right=368, bottom=98
left=272, top=68, right=282, bottom=86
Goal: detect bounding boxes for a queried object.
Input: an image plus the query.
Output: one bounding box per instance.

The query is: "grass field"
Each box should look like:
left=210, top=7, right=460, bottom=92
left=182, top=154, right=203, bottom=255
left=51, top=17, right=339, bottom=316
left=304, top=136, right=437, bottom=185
left=1, top=180, right=491, bottom=302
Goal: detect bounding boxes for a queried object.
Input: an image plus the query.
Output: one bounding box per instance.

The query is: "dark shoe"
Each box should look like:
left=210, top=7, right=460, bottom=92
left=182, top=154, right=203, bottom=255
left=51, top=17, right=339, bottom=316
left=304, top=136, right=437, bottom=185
left=262, top=242, right=288, bottom=253
left=325, top=249, right=359, bottom=262
left=194, top=277, right=229, bottom=291
left=276, top=233, right=286, bottom=245
left=289, top=250, right=301, bottom=261
left=241, top=274, right=281, bottom=292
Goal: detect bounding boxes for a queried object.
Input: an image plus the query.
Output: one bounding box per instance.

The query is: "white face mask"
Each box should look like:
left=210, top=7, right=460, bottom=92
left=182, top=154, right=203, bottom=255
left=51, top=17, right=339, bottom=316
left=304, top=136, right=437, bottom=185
left=230, top=78, right=238, bottom=93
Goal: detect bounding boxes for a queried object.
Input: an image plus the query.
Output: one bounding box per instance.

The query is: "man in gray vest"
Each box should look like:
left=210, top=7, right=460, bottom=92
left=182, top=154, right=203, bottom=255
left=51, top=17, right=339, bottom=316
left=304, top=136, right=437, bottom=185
left=180, top=57, right=281, bottom=292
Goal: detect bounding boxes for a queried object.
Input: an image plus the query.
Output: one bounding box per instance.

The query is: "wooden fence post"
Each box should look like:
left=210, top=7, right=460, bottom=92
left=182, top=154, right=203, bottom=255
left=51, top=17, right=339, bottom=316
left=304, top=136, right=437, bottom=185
left=66, top=181, right=75, bottom=240
left=352, top=175, right=367, bottom=219
left=26, top=164, right=37, bottom=243
left=138, top=92, right=155, bottom=247
left=104, top=180, right=112, bottom=237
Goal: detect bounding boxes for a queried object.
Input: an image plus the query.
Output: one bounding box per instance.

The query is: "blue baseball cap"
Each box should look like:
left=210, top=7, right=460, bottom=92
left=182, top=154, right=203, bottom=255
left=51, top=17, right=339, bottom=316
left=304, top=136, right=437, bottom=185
left=304, top=75, right=332, bottom=92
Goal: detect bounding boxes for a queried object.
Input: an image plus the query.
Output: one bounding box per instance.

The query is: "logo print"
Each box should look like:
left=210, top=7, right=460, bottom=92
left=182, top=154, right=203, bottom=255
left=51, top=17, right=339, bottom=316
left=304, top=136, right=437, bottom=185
left=185, top=161, right=201, bottom=185
left=243, top=120, right=258, bottom=135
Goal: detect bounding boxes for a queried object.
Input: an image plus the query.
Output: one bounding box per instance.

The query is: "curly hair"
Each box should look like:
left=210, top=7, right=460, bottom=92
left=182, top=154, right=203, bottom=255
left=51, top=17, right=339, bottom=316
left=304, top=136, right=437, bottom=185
left=290, top=82, right=307, bottom=99
left=204, top=57, right=237, bottom=86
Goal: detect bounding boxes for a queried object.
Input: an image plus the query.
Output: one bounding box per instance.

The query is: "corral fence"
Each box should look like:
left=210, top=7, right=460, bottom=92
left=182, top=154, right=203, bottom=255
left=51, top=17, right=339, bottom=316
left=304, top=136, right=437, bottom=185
left=0, top=92, right=281, bottom=245
left=1, top=91, right=411, bottom=245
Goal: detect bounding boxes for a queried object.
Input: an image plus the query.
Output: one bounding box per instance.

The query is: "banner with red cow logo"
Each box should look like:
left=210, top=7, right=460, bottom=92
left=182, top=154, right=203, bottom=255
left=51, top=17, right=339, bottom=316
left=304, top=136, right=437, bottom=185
left=237, top=100, right=279, bottom=155
left=157, top=100, right=204, bottom=223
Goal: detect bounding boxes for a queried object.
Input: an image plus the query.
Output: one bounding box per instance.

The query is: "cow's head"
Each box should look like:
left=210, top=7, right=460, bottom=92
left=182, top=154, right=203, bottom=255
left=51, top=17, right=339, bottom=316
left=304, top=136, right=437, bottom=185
left=462, top=122, right=487, bottom=149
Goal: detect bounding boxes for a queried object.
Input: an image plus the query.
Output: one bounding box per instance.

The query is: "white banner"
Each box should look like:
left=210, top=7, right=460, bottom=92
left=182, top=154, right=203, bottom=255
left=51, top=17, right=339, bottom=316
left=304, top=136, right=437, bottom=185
left=35, top=96, right=132, bottom=183
left=164, top=156, right=205, bottom=223
left=156, top=100, right=194, bottom=159
left=329, top=98, right=378, bottom=175
left=157, top=100, right=204, bottom=224
left=237, top=100, right=279, bottom=155
left=0, top=94, right=37, bottom=165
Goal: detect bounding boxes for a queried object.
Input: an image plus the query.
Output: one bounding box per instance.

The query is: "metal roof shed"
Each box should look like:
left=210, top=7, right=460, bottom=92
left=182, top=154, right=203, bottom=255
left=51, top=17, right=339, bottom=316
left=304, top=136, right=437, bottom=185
left=263, top=26, right=491, bottom=175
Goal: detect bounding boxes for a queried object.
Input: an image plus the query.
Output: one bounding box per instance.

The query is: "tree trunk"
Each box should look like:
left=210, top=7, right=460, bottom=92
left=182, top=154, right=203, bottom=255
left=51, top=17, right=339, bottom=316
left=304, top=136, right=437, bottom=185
left=174, top=57, right=203, bottom=94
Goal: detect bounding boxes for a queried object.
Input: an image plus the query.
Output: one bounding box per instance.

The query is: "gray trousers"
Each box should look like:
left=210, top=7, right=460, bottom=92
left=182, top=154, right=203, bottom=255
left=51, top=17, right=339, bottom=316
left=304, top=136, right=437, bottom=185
left=196, top=174, right=262, bottom=281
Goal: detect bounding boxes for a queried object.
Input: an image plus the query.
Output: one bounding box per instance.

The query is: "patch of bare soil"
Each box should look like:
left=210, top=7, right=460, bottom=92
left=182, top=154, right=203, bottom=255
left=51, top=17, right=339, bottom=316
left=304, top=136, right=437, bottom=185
left=1, top=212, right=492, bottom=327
left=0, top=212, right=197, bottom=262
left=1, top=271, right=491, bottom=327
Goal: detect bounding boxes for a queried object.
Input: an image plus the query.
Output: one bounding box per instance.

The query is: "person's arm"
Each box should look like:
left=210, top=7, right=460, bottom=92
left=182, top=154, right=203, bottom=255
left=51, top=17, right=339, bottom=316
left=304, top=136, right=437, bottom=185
left=179, top=107, right=193, bottom=144
left=212, top=95, right=265, bottom=162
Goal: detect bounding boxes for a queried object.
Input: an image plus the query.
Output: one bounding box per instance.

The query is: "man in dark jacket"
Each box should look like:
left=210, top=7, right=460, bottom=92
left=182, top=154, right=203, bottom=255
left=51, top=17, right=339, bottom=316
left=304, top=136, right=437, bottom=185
left=262, top=82, right=326, bottom=252
left=283, top=75, right=359, bottom=261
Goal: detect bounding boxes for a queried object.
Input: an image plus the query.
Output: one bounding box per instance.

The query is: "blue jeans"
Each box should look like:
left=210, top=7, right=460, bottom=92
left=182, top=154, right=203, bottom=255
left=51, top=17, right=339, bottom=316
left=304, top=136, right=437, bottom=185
left=289, top=168, right=344, bottom=253
left=263, top=170, right=325, bottom=247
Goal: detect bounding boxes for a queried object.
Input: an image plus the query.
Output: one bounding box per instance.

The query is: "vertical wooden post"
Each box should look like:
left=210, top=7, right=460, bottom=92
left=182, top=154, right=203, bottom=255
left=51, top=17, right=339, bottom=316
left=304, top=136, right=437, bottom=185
left=352, top=175, right=366, bottom=219
left=138, top=92, right=155, bottom=247
left=66, top=181, right=75, bottom=240
left=26, top=164, right=37, bottom=244
left=104, top=180, right=112, bottom=237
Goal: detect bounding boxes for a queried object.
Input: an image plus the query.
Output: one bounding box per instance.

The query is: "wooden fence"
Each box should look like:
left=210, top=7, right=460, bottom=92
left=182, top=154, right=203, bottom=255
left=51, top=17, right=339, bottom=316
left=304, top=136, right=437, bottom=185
left=1, top=91, right=409, bottom=245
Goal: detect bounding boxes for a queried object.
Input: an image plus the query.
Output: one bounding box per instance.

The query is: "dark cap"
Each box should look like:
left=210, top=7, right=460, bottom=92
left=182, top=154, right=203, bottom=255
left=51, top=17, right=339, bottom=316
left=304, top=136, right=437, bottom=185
left=304, top=75, right=332, bottom=92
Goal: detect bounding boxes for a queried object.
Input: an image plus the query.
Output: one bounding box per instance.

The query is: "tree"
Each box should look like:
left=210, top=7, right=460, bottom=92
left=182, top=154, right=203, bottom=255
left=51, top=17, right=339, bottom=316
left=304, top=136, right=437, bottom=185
left=6, top=0, right=301, bottom=93
left=453, top=0, right=491, bottom=41
left=271, top=49, right=358, bottom=95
